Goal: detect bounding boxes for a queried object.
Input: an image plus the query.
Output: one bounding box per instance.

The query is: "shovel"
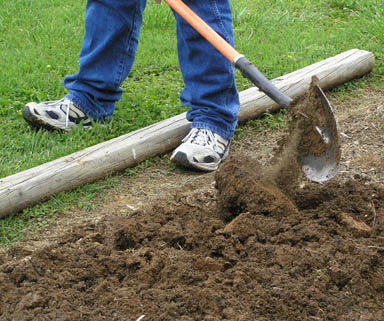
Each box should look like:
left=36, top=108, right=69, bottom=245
left=164, top=0, right=340, bottom=182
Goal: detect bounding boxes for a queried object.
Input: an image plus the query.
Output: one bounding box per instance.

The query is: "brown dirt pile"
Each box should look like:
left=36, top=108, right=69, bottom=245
left=1, top=155, right=384, bottom=320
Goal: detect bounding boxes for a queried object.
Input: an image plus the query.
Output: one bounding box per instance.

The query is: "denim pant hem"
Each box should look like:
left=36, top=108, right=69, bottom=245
left=65, top=92, right=100, bottom=121
left=191, top=122, right=234, bottom=141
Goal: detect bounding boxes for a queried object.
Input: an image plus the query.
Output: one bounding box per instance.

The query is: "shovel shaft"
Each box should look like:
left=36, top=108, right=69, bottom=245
left=164, top=0, right=292, bottom=108
left=235, top=57, right=292, bottom=108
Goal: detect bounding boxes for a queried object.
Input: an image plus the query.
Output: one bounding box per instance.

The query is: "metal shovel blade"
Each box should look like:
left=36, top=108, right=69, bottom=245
left=298, top=85, right=340, bottom=183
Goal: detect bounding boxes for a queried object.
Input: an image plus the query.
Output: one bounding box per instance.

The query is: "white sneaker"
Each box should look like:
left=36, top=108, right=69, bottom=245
left=171, top=128, right=230, bottom=171
left=22, top=98, right=92, bottom=131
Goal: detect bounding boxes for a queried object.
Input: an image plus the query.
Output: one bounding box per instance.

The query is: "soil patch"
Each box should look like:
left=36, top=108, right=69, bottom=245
left=1, top=86, right=384, bottom=321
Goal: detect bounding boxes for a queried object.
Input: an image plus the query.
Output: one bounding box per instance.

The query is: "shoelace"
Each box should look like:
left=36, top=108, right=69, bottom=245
left=185, top=128, right=226, bottom=154
left=63, top=99, right=72, bottom=129
left=44, top=98, right=72, bottom=129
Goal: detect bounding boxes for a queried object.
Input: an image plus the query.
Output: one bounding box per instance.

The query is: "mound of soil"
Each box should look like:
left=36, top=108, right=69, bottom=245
left=1, top=86, right=384, bottom=320
left=1, top=156, right=384, bottom=321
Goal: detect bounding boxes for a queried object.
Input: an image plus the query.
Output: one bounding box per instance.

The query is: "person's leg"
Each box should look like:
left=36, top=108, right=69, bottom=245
left=65, top=0, right=147, bottom=120
left=170, top=0, right=239, bottom=171
left=23, top=0, right=147, bottom=130
left=174, top=0, right=239, bottom=140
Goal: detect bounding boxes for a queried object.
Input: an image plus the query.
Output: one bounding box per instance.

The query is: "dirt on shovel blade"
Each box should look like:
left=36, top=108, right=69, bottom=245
left=289, top=77, right=340, bottom=160
left=267, top=76, right=341, bottom=184
left=1, top=85, right=384, bottom=320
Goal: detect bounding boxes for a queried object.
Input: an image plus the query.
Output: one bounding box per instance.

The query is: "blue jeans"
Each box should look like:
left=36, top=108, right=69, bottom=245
left=64, top=0, right=239, bottom=139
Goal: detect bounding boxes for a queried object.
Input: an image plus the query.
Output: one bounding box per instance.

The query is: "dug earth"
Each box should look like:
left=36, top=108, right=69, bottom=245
left=1, top=154, right=384, bottom=320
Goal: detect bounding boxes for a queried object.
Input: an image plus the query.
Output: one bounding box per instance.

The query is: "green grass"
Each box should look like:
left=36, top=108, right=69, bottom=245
left=1, top=0, right=383, bottom=243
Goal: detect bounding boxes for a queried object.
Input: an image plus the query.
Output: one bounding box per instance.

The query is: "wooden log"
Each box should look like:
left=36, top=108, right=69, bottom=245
left=0, top=49, right=375, bottom=218
left=238, top=48, right=375, bottom=122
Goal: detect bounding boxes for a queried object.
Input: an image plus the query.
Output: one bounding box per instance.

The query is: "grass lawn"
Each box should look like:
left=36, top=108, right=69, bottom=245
left=0, top=0, right=383, bottom=242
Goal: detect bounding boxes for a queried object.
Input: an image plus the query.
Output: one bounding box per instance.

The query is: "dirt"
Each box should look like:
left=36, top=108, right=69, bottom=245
left=288, top=77, right=340, bottom=161
left=1, top=86, right=384, bottom=321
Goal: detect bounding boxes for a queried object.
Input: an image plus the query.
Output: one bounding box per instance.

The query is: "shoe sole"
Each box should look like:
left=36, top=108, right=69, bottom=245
left=22, top=105, right=67, bottom=131
left=171, top=151, right=227, bottom=172
left=22, top=105, right=95, bottom=131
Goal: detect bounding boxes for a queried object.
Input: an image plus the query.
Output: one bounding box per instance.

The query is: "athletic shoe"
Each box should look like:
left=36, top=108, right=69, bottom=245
left=170, top=128, right=230, bottom=171
left=22, top=98, right=92, bottom=131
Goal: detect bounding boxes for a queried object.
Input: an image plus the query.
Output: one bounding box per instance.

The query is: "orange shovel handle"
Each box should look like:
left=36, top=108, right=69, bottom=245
left=164, top=0, right=292, bottom=108
left=163, top=0, right=242, bottom=63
